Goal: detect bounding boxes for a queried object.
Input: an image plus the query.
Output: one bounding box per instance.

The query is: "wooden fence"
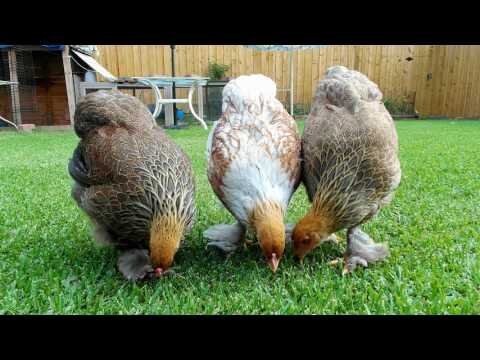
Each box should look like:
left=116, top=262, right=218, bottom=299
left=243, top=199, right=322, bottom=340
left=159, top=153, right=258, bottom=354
left=95, top=45, right=480, bottom=118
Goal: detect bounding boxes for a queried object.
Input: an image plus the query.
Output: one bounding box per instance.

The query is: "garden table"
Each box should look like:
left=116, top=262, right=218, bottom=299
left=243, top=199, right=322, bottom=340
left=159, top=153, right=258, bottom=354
left=133, top=76, right=209, bottom=130
left=79, top=76, right=209, bottom=130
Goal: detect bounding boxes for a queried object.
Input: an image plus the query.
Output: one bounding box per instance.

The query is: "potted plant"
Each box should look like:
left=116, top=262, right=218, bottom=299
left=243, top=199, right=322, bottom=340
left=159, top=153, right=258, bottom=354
left=207, top=62, right=230, bottom=81
left=206, top=62, right=231, bottom=121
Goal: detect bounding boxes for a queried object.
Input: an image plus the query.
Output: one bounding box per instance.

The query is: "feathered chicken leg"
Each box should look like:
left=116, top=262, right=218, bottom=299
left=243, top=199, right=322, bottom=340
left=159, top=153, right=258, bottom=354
left=204, top=222, right=247, bottom=254
left=117, top=249, right=155, bottom=281
left=330, top=227, right=389, bottom=275
left=285, top=223, right=295, bottom=245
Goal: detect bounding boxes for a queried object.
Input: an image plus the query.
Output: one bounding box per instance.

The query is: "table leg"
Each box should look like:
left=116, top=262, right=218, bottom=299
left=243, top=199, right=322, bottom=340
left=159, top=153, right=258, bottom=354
left=164, top=86, right=174, bottom=127
left=197, top=85, right=204, bottom=122
left=205, top=86, right=209, bottom=121
left=0, top=114, right=18, bottom=130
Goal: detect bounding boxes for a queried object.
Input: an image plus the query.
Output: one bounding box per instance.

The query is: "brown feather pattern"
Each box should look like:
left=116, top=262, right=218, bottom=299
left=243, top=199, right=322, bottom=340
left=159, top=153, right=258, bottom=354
left=302, top=66, right=401, bottom=231
left=70, top=91, right=196, bottom=251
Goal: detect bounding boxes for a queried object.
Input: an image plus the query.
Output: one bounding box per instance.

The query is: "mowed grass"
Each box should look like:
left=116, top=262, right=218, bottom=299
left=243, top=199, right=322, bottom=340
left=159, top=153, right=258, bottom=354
left=0, top=120, right=479, bottom=314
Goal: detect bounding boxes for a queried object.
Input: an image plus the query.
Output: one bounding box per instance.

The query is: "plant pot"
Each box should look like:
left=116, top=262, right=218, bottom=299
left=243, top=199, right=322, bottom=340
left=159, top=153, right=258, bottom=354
left=206, top=80, right=229, bottom=122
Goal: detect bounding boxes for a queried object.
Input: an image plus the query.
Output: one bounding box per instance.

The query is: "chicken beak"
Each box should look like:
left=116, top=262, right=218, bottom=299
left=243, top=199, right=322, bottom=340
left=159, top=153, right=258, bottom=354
left=267, top=253, right=280, bottom=273
left=154, top=267, right=164, bottom=277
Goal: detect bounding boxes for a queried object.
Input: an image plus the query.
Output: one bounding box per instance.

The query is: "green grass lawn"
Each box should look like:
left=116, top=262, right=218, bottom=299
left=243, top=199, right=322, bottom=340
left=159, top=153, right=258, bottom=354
left=0, top=120, right=479, bottom=314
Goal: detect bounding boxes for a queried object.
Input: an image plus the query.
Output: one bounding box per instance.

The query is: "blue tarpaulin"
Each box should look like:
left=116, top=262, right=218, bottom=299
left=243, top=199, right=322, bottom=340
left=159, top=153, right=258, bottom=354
left=0, top=45, right=65, bottom=51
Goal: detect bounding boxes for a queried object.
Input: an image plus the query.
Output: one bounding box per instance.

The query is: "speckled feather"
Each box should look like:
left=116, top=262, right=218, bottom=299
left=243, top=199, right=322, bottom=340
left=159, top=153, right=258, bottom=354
left=303, top=66, right=401, bottom=231
left=69, top=91, right=196, bottom=249
left=206, top=75, right=301, bottom=226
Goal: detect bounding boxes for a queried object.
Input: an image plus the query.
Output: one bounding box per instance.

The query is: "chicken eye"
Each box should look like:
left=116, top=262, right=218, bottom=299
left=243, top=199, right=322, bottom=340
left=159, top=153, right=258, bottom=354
left=302, top=238, right=310, bottom=245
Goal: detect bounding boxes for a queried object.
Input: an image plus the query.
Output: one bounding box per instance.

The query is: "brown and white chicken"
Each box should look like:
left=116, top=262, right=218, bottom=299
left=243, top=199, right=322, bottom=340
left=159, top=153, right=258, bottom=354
left=204, top=74, right=302, bottom=272
left=68, top=91, right=197, bottom=281
left=292, top=66, right=401, bottom=274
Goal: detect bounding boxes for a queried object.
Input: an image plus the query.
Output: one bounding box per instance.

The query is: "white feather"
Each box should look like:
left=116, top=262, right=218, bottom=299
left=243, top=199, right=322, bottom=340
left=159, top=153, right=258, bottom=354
left=220, top=142, right=292, bottom=224
left=222, top=74, right=277, bottom=115
left=207, top=74, right=298, bottom=225
left=206, top=120, right=218, bottom=160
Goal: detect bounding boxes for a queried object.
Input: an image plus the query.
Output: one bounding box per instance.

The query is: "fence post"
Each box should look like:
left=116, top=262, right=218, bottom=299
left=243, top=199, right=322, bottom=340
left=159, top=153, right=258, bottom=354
left=7, top=48, right=22, bottom=126
left=62, top=45, right=76, bottom=126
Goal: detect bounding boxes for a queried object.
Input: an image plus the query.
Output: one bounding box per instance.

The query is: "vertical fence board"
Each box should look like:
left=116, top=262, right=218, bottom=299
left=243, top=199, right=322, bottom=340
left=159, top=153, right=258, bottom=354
left=95, top=45, right=480, bottom=118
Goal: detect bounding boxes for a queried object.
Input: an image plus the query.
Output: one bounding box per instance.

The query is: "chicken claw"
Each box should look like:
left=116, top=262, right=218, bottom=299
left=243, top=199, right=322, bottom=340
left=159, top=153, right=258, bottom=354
left=342, top=228, right=389, bottom=274
left=325, top=233, right=339, bottom=245
left=328, top=257, right=343, bottom=266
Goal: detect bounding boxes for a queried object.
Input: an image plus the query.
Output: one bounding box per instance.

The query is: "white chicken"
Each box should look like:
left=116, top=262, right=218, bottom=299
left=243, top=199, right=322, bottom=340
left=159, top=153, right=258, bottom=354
left=204, top=74, right=302, bottom=272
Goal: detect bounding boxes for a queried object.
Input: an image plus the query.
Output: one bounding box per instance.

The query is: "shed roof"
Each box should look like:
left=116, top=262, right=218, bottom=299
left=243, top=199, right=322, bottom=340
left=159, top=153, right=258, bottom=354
left=0, top=45, right=65, bottom=51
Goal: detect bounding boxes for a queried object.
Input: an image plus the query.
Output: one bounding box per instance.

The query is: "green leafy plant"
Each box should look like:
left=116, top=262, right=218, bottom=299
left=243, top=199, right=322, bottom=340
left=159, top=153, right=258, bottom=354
left=293, top=103, right=310, bottom=116
left=383, top=96, right=415, bottom=115
left=207, top=62, right=230, bottom=80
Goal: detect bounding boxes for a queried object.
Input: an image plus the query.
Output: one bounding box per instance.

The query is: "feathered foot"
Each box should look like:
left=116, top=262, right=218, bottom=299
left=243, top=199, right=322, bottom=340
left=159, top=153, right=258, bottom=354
left=117, top=249, right=154, bottom=281
left=325, top=233, right=340, bottom=245
left=330, top=227, right=389, bottom=275
left=204, top=222, right=246, bottom=255
left=91, top=220, right=115, bottom=246
left=285, top=223, right=295, bottom=245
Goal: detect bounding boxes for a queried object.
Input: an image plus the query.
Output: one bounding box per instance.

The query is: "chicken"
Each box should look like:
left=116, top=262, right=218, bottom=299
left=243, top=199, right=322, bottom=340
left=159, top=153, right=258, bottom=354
left=292, top=66, right=401, bottom=274
left=204, top=74, right=302, bottom=272
left=68, top=90, right=196, bottom=281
